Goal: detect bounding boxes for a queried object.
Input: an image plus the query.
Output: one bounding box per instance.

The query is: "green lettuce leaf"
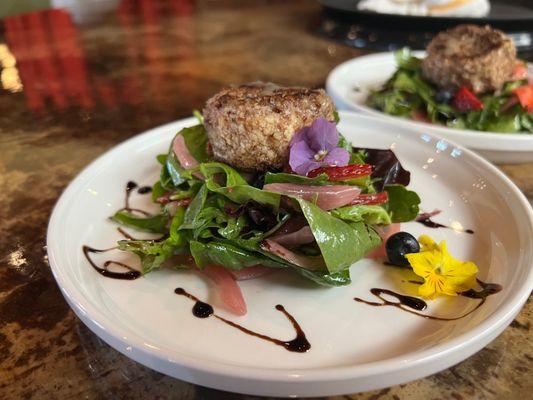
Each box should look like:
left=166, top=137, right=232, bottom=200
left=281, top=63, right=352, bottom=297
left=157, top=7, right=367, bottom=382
left=192, top=110, right=204, bottom=124
left=180, top=185, right=248, bottom=240
left=180, top=184, right=208, bottom=230
left=117, top=207, right=188, bottom=274
left=151, top=180, right=166, bottom=202
left=294, top=267, right=351, bottom=286
left=385, top=184, right=420, bottom=222
left=166, top=151, right=192, bottom=187
left=297, top=199, right=381, bottom=273
left=168, top=206, right=189, bottom=246
left=111, top=210, right=169, bottom=233
left=485, top=114, right=521, bottom=133
left=521, top=113, right=533, bottom=133
left=264, top=172, right=329, bottom=185
left=179, top=124, right=210, bottom=163
left=391, top=71, right=418, bottom=93
left=118, top=239, right=175, bottom=274
left=161, top=124, right=210, bottom=188
left=395, top=48, right=422, bottom=71
left=190, top=240, right=285, bottom=270
left=331, top=204, right=392, bottom=225
left=200, top=162, right=280, bottom=209
left=333, top=110, right=340, bottom=124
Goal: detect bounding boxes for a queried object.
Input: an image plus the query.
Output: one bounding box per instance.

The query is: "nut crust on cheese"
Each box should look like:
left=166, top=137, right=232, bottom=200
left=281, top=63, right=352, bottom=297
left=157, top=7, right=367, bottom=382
left=422, top=24, right=516, bottom=94
left=203, top=83, right=335, bottom=172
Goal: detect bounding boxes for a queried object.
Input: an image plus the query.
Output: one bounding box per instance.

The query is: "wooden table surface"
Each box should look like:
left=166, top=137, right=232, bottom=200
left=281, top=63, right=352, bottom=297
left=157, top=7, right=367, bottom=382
left=0, top=1, right=531, bottom=399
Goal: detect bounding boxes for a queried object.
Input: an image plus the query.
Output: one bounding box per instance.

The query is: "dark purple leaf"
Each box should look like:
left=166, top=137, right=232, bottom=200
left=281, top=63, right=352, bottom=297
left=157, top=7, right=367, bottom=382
left=226, top=200, right=278, bottom=232
left=355, top=148, right=411, bottom=191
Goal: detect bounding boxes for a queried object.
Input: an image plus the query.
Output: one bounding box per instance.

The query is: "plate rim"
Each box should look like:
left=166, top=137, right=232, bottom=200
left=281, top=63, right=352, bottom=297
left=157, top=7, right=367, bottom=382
left=46, top=113, right=533, bottom=393
left=326, top=51, right=533, bottom=152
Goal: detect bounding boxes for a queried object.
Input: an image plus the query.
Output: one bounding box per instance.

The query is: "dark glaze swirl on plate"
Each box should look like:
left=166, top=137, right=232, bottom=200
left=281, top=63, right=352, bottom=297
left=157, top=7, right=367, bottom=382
left=119, top=181, right=153, bottom=216
left=416, top=210, right=474, bottom=234
left=175, top=288, right=311, bottom=353
left=82, top=244, right=141, bottom=280
left=81, top=181, right=156, bottom=280
left=354, top=280, right=502, bottom=321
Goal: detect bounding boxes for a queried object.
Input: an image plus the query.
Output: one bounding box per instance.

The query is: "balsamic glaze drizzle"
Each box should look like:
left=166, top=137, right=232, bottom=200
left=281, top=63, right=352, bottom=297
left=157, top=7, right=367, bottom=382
left=81, top=225, right=165, bottom=280
left=116, top=227, right=137, bottom=240
left=137, top=186, right=152, bottom=194
left=460, top=279, right=503, bottom=299
left=120, top=181, right=151, bottom=216
left=82, top=245, right=141, bottom=280
left=175, top=288, right=311, bottom=353
left=354, top=280, right=502, bottom=321
left=354, top=288, right=427, bottom=311
left=416, top=210, right=474, bottom=234
left=81, top=180, right=158, bottom=279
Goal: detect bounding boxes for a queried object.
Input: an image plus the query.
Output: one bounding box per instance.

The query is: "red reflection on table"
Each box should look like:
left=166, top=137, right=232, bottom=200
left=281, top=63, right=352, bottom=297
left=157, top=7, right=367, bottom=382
left=2, top=0, right=195, bottom=114
left=48, top=9, right=94, bottom=109
left=4, top=16, right=45, bottom=111
left=4, top=9, right=92, bottom=112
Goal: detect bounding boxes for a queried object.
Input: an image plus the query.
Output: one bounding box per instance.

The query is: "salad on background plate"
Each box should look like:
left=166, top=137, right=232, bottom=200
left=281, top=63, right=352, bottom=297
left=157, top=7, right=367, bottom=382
left=367, top=25, right=533, bottom=134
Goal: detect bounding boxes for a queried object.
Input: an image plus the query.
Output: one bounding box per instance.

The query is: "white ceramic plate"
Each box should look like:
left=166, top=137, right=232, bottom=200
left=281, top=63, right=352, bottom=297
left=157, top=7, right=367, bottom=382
left=326, top=52, right=533, bottom=164
left=47, top=112, right=533, bottom=397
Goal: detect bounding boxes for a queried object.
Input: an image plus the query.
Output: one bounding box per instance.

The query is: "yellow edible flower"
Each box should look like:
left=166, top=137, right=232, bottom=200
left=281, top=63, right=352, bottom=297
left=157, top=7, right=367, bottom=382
left=405, top=235, right=478, bottom=300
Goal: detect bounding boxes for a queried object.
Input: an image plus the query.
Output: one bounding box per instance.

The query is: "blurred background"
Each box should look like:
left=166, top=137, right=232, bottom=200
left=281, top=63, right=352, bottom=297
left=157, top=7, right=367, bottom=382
left=0, top=0, right=531, bottom=117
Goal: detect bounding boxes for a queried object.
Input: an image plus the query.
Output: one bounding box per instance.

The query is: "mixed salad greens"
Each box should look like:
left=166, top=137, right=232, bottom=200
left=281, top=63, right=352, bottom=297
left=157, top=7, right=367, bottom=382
left=367, top=48, right=533, bottom=133
left=110, top=115, right=420, bottom=288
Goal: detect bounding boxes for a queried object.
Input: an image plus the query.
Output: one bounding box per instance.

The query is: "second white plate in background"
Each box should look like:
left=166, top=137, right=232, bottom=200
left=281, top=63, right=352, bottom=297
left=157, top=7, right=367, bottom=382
left=326, top=52, right=533, bottom=164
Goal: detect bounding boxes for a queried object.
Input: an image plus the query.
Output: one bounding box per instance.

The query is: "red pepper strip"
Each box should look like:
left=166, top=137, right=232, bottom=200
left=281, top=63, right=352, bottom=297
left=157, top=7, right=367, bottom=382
left=175, top=198, right=192, bottom=207
left=156, top=195, right=191, bottom=206
left=451, top=87, right=484, bottom=113
left=513, top=84, right=533, bottom=112
left=307, top=164, right=373, bottom=180
left=349, top=192, right=389, bottom=206
left=155, top=193, right=171, bottom=204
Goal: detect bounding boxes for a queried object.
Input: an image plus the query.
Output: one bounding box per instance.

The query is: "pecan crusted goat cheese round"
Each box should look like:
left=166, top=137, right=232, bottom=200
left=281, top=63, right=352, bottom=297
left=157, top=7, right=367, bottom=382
left=422, top=24, right=517, bottom=94
left=202, top=82, right=336, bottom=172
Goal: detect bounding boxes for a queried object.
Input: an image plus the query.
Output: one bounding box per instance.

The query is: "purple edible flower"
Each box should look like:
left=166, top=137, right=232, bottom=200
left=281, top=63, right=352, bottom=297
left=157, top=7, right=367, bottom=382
left=289, top=118, right=350, bottom=176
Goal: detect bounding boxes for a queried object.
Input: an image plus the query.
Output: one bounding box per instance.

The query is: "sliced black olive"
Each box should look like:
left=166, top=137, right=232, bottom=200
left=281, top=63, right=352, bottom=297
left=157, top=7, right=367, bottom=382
left=386, top=232, right=420, bottom=267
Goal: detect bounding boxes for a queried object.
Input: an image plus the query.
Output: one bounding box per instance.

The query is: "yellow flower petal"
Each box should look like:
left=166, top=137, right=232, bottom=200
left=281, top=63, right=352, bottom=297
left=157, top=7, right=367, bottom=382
left=406, top=251, right=437, bottom=277
left=457, top=274, right=478, bottom=292
left=418, top=235, right=439, bottom=252
left=443, top=261, right=478, bottom=291
left=407, top=235, right=479, bottom=299
left=442, top=258, right=478, bottom=278
left=418, top=280, right=438, bottom=299
left=418, top=272, right=457, bottom=299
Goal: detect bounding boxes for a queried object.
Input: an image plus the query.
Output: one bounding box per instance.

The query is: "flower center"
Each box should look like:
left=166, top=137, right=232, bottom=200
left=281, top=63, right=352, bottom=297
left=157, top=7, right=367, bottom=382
left=314, top=149, right=328, bottom=161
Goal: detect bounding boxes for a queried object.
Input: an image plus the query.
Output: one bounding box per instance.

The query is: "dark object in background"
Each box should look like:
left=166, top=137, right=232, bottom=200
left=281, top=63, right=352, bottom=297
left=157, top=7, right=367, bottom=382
left=316, top=0, right=533, bottom=58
